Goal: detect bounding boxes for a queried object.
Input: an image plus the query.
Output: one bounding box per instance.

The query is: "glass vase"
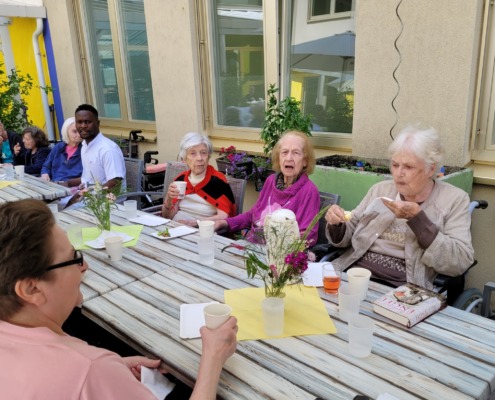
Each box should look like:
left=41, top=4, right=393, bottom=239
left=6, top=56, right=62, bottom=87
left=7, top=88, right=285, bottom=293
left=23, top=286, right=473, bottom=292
left=262, top=296, right=284, bottom=336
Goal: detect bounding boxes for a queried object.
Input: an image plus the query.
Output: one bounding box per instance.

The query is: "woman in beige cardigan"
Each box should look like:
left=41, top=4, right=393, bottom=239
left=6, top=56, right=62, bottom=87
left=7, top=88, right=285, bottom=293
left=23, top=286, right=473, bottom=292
left=324, top=126, right=474, bottom=290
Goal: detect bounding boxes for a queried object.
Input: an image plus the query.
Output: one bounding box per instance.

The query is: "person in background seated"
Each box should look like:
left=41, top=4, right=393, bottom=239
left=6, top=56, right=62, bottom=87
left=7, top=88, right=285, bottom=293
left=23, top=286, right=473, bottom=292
left=0, top=120, right=24, bottom=165
left=65, top=104, right=126, bottom=208
left=215, top=130, right=320, bottom=244
left=325, top=126, right=474, bottom=290
left=41, top=117, right=83, bottom=188
left=161, top=132, right=235, bottom=224
left=0, top=199, right=238, bottom=400
left=13, top=126, right=51, bottom=176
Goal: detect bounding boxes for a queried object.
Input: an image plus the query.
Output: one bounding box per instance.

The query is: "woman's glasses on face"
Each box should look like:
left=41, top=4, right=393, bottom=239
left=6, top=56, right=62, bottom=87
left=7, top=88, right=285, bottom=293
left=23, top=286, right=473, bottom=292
left=46, top=250, right=84, bottom=271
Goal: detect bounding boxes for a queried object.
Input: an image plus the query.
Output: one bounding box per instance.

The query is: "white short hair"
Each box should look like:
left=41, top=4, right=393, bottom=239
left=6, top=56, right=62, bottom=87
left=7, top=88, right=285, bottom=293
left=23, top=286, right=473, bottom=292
left=60, top=117, right=76, bottom=144
left=178, top=132, right=213, bottom=161
left=388, top=125, right=444, bottom=172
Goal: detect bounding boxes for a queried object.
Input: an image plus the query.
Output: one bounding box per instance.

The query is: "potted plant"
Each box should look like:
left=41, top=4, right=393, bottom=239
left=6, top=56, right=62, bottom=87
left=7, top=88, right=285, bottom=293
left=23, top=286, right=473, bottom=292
left=259, top=83, right=313, bottom=155
left=216, top=145, right=272, bottom=191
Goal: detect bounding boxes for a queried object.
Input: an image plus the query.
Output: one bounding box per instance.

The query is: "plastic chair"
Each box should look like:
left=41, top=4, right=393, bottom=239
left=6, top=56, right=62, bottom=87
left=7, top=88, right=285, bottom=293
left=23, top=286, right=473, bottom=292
left=308, top=191, right=341, bottom=260
left=123, top=157, right=144, bottom=193
left=225, top=175, right=247, bottom=216
left=117, top=161, right=186, bottom=211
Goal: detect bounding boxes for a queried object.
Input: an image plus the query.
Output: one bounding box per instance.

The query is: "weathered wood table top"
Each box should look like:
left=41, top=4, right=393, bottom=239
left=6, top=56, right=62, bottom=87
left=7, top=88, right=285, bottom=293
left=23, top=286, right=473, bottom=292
left=0, top=174, right=71, bottom=203
left=68, top=207, right=495, bottom=399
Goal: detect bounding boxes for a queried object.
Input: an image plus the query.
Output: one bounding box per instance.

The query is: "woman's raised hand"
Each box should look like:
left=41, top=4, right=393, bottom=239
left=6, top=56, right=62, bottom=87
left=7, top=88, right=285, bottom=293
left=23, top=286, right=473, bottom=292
left=325, top=204, right=347, bottom=225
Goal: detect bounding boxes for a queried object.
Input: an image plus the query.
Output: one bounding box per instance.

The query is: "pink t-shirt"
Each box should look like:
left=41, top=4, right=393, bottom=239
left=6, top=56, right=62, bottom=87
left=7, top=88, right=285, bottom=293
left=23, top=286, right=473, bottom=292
left=0, top=321, right=157, bottom=400
left=66, top=144, right=79, bottom=160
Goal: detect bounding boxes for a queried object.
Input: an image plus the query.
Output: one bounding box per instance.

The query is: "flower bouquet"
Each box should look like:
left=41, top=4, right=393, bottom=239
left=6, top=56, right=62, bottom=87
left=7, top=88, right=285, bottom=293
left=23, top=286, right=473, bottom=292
left=225, top=206, right=328, bottom=298
left=81, top=180, right=122, bottom=232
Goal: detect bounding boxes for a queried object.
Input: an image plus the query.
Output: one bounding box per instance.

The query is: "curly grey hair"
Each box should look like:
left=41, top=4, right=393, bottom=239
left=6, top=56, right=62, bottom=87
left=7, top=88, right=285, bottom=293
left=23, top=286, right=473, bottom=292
left=178, top=132, right=213, bottom=161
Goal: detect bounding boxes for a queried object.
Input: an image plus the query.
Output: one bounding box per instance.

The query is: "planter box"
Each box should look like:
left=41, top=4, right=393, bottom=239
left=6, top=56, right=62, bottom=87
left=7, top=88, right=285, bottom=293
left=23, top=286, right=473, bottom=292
left=311, top=155, right=473, bottom=211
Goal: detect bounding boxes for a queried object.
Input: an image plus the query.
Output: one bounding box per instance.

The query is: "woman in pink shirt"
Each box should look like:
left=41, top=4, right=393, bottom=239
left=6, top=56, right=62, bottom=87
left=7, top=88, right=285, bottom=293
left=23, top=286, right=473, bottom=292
left=0, top=199, right=238, bottom=400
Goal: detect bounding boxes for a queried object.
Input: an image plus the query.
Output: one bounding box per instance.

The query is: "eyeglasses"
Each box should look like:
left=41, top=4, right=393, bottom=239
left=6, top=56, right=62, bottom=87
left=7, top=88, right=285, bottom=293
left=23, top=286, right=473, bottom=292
left=46, top=250, right=84, bottom=271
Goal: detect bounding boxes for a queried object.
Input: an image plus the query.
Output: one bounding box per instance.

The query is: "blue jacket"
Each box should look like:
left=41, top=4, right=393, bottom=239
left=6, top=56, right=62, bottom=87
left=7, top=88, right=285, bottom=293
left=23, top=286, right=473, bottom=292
left=16, top=146, right=51, bottom=176
left=41, top=141, right=83, bottom=182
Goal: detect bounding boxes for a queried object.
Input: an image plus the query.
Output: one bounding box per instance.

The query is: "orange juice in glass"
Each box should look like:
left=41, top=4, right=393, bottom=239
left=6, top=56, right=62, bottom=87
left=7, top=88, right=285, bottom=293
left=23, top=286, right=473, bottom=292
left=322, top=263, right=341, bottom=294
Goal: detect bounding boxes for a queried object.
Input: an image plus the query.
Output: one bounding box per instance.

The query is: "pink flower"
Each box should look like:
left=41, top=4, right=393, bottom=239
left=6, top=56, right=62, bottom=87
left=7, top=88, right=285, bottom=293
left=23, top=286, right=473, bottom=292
left=106, top=193, right=116, bottom=202
left=269, top=264, right=279, bottom=280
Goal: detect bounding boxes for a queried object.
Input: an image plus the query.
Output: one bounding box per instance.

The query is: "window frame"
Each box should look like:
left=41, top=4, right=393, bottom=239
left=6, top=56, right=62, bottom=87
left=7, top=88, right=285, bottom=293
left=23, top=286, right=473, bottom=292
left=74, top=0, right=156, bottom=133
left=472, top=0, right=495, bottom=162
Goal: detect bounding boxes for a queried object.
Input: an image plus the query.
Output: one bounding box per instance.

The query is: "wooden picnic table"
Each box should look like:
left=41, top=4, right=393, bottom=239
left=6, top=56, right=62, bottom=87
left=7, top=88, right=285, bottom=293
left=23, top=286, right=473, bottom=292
left=61, top=207, right=495, bottom=400
left=0, top=174, right=71, bottom=203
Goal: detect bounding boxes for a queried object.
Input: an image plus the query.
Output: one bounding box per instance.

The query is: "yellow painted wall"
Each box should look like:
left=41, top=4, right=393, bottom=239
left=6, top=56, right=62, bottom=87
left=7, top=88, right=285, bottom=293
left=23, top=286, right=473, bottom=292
left=2, top=18, right=53, bottom=132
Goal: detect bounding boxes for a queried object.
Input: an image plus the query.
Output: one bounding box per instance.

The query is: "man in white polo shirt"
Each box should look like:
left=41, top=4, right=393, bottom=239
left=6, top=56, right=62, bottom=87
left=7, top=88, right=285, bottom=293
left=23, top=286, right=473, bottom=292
left=64, top=104, right=126, bottom=207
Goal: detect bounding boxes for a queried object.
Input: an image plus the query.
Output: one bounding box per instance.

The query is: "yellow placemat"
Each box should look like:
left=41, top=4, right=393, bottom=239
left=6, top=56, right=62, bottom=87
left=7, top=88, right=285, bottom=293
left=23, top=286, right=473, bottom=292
left=224, top=285, right=336, bottom=341
left=0, top=180, right=19, bottom=189
left=76, top=225, right=144, bottom=250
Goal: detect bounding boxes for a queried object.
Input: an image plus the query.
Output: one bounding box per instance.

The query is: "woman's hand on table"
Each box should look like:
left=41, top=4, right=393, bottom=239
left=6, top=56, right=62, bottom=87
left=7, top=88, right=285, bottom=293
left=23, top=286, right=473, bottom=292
left=382, top=198, right=421, bottom=220
left=179, top=219, right=198, bottom=227
left=214, top=220, right=228, bottom=232
left=41, top=173, right=51, bottom=182
left=121, top=356, right=166, bottom=381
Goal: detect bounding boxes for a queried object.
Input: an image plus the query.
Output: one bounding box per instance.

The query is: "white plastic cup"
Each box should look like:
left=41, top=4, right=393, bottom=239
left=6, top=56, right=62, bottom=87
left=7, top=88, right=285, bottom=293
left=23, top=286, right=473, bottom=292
left=262, top=297, right=284, bottom=336
left=14, top=165, right=25, bottom=178
left=104, top=236, right=124, bottom=261
left=203, top=303, right=232, bottom=329
left=338, top=286, right=361, bottom=322
left=4, top=165, right=14, bottom=180
left=175, top=181, right=187, bottom=199
left=347, top=267, right=371, bottom=301
left=124, top=200, right=138, bottom=219
left=68, top=224, right=83, bottom=247
left=198, top=220, right=215, bottom=238
left=348, top=315, right=375, bottom=358
left=198, top=236, right=215, bottom=265
left=47, top=203, right=59, bottom=222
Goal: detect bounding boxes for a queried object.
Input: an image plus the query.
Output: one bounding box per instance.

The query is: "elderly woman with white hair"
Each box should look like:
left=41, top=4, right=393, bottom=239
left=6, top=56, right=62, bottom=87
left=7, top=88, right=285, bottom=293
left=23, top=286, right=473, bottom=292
left=162, top=132, right=235, bottom=223
left=41, top=117, right=82, bottom=187
left=325, top=126, right=474, bottom=290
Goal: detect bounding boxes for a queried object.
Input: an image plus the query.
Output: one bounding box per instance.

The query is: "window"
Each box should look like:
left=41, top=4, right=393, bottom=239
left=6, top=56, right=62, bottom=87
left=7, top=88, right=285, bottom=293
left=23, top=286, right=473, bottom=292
left=199, top=0, right=354, bottom=148
left=289, top=2, right=355, bottom=134
left=78, top=0, right=155, bottom=123
left=473, top=2, right=495, bottom=162
left=207, top=0, right=265, bottom=129
left=309, top=0, right=353, bottom=21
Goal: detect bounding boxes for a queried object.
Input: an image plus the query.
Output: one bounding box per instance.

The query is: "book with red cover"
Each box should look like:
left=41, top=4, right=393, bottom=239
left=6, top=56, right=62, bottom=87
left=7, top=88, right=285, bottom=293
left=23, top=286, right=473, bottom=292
left=373, top=283, right=447, bottom=327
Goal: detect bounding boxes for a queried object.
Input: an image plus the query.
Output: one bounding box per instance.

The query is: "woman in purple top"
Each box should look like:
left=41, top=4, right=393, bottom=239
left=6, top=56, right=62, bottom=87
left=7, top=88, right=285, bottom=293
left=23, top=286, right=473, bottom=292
left=215, top=130, right=321, bottom=244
